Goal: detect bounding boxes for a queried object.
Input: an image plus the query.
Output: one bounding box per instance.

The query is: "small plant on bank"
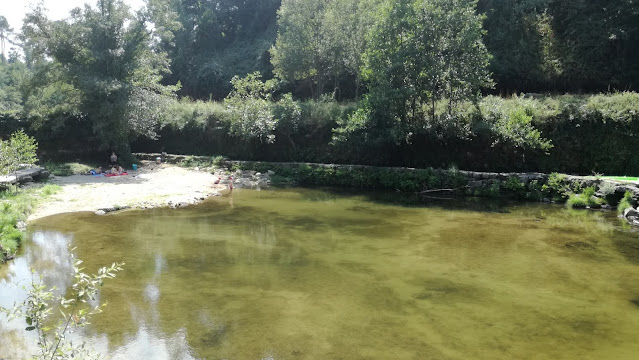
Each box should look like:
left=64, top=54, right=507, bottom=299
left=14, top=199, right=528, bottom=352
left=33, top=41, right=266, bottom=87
left=0, top=255, right=124, bottom=359
left=597, top=181, right=618, bottom=204
left=542, top=172, right=570, bottom=202
left=212, top=155, right=226, bottom=168
left=618, top=191, right=634, bottom=215
left=0, top=184, right=61, bottom=263
left=566, top=186, right=605, bottom=209
left=503, top=176, right=526, bottom=199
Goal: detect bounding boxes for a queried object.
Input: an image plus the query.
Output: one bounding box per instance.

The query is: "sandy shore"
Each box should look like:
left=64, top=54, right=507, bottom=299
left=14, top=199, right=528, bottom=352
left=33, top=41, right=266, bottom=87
left=29, top=163, right=227, bottom=221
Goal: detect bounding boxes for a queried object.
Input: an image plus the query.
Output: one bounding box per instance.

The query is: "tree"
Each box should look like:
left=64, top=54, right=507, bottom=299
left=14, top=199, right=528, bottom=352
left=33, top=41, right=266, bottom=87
left=322, top=0, right=380, bottom=99
left=224, top=72, right=279, bottom=143
left=271, top=0, right=379, bottom=99
left=271, top=0, right=331, bottom=98
left=154, top=0, right=280, bottom=99
left=21, top=0, right=179, bottom=158
left=0, top=15, right=13, bottom=62
left=477, top=0, right=557, bottom=92
left=337, top=0, right=493, bottom=145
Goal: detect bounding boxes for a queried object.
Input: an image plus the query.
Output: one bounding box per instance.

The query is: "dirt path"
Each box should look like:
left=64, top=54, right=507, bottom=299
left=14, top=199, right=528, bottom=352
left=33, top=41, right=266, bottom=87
left=29, top=163, right=227, bottom=221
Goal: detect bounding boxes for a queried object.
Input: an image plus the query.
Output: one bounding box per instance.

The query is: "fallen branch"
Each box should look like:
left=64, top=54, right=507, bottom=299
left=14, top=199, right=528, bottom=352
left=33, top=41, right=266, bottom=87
left=417, top=186, right=469, bottom=195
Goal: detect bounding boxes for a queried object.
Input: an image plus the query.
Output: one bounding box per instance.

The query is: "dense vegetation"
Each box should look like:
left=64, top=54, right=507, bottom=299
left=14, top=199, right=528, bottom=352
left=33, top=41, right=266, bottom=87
left=1, top=0, right=638, bottom=174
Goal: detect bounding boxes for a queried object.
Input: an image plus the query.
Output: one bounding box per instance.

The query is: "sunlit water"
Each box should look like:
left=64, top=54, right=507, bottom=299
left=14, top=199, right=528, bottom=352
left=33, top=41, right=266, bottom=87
left=2, top=188, right=639, bottom=359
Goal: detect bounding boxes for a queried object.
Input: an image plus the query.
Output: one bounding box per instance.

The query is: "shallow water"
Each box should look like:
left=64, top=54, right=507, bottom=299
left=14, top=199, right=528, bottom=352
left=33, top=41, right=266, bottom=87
left=2, top=188, right=639, bottom=359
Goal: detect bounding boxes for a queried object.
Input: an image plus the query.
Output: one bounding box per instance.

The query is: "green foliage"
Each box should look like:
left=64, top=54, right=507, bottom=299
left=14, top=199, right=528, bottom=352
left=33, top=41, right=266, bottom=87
left=271, top=0, right=379, bottom=98
left=542, top=172, right=569, bottom=201
left=0, top=184, right=60, bottom=262
left=503, top=176, right=526, bottom=198
left=42, top=161, right=94, bottom=176
left=480, top=96, right=553, bottom=151
left=566, top=186, right=604, bottom=209
left=618, top=191, right=634, bottom=215
left=212, top=156, right=226, bottom=168
left=0, top=256, right=123, bottom=358
left=224, top=72, right=278, bottom=143
left=336, top=0, right=493, bottom=147
left=22, top=0, right=179, bottom=156
left=158, top=0, right=280, bottom=99
left=232, top=162, right=468, bottom=192
left=0, top=130, right=38, bottom=176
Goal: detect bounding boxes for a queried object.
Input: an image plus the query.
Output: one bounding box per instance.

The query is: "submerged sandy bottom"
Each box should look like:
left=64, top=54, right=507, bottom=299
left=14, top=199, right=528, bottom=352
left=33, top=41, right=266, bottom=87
left=2, top=188, right=639, bottom=359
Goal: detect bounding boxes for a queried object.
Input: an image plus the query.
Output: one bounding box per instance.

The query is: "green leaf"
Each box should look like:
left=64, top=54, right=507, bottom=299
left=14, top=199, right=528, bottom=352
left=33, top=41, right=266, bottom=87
left=25, top=326, right=35, bottom=331
left=26, top=316, right=32, bottom=325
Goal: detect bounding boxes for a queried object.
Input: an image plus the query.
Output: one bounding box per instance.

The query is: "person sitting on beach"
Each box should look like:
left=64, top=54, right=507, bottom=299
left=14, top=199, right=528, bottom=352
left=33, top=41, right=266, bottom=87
left=110, top=166, right=120, bottom=175
left=117, top=165, right=124, bottom=174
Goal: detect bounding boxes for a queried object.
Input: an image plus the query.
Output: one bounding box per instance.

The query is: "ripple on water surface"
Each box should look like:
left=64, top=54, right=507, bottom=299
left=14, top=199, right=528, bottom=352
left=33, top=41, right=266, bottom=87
left=1, top=188, right=639, bottom=359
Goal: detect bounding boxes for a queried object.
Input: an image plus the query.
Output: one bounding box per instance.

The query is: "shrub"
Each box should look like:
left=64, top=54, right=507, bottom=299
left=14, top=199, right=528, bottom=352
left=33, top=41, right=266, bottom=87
left=618, top=191, right=634, bottom=215
left=566, top=193, right=590, bottom=208
left=503, top=176, right=526, bottom=198
left=598, top=181, right=617, bottom=204
left=212, top=155, right=226, bottom=167
left=566, top=186, right=605, bottom=209
left=543, top=172, right=569, bottom=201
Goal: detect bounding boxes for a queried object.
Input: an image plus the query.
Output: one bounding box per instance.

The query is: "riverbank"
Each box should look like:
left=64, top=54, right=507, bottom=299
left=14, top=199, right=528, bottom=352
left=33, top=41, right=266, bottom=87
left=28, top=162, right=227, bottom=221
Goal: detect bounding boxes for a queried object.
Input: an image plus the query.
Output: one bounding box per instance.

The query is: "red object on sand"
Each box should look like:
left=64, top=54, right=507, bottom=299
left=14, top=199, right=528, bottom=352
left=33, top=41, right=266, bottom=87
left=214, top=177, right=221, bottom=184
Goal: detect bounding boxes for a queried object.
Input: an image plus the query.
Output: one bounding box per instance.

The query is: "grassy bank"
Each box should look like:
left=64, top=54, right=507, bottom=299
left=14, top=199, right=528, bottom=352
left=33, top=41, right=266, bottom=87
left=0, top=184, right=61, bottom=263
left=124, top=92, right=639, bottom=176
left=229, top=161, right=636, bottom=210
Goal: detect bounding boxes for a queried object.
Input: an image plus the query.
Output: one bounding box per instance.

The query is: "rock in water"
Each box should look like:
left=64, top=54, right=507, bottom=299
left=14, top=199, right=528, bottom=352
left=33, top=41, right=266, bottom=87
left=623, top=207, right=639, bottom=219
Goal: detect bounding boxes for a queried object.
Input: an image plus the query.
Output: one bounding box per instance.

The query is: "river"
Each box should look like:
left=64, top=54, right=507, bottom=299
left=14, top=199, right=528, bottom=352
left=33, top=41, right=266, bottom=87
left=1, top=188, right=639, bottom=359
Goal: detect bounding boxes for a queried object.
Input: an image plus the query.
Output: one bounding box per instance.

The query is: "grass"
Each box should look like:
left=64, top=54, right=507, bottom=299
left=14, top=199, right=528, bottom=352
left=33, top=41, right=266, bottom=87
left=42, top=161, right=97, bottom=176
left=0, top=184, right=61, bottom=263
left=178, top=155, right=227, bottom=170
left=618, top=191, right=634, bottom=215
left=601, top=176, right=639, bottom=182
left=565, top=186, right=605, bottom=209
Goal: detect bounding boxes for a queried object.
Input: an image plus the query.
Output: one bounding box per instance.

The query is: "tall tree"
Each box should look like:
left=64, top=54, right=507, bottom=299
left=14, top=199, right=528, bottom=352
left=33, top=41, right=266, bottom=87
left=21, top=0, right=178, bottom=157
left=335, top=0, right=492, bottom=146
left=365, top=0, right=492, bottom=125
left=0, top=15, right=13, bottom=62
left=155, top=0, right=280, bottom=99
left=271, top=0, right=331, bottom=98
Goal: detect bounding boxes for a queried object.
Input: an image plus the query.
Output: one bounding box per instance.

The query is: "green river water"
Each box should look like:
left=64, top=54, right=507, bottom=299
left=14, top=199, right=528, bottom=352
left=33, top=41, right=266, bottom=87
left=1, top=188, right=639, bottom=359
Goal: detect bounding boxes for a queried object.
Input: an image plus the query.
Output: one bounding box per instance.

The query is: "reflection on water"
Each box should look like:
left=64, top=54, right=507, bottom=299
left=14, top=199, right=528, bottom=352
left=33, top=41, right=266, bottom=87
left=1, top=188, right=639, bottom=359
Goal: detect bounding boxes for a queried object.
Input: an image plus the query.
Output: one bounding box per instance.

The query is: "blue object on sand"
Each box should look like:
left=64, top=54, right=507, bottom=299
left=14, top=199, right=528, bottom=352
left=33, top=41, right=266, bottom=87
left=132, top=164, right=138, bottom=171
